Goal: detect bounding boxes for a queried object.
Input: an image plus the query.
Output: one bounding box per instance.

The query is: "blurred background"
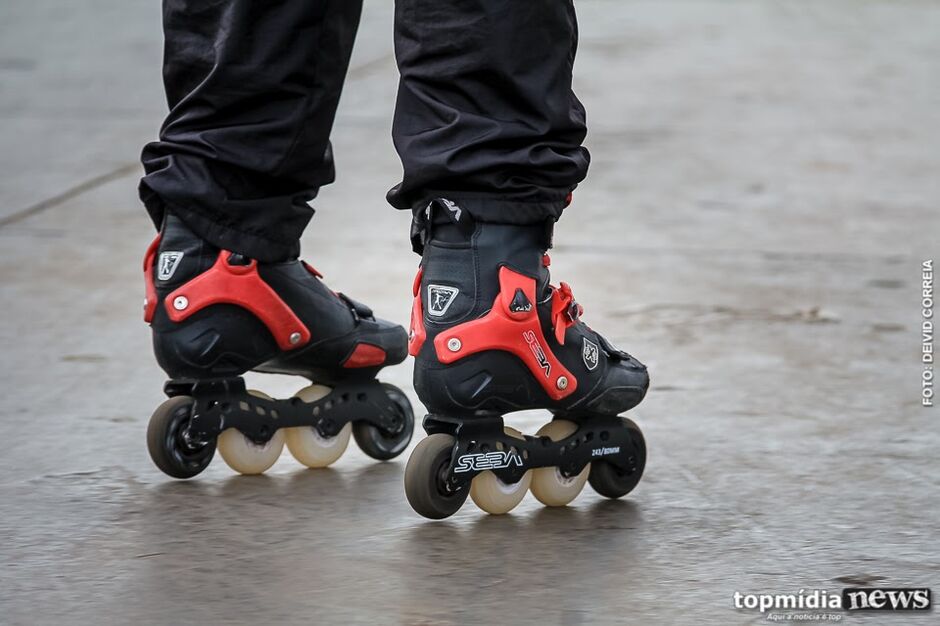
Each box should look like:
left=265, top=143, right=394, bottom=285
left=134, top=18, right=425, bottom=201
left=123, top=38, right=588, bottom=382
left=1, top=0, right=937, bottom=624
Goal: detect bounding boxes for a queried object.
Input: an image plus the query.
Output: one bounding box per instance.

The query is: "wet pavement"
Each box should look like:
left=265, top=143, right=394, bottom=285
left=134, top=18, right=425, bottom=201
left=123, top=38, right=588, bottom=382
left=1, top=1, right=938, bottom=624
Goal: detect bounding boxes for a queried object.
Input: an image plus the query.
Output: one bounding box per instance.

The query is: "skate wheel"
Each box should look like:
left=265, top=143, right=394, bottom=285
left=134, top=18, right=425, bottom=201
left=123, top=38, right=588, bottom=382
left=217, top=390, right=285, bottom=475
left=147, top=395, right=215, bottom=479
left=285, top=384, right=351, bottom=468
left=404, top=433, right=468, bottom=520
left=470, top=427, right=532, bottom=515
left=530, top=420, right=590, bottom=507
left=588, top=417, right=646, bottom=499
left=352, top=383, right=415, bottom=461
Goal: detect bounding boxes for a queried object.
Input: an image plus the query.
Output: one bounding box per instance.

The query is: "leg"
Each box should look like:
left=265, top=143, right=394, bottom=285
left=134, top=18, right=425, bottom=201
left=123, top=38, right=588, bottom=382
left=141, top=1, right=415, bottom=480
left=389, top=0, right=589, bottom=224
left=141, top=0, right=363, bottom=262
left=395, top=2, right=650, bottom=519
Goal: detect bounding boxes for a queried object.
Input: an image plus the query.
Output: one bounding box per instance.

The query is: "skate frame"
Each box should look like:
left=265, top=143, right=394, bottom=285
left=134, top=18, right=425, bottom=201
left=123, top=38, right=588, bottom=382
left=164, top=377, right=407, bottom=445
left=423, top=413, right=643, bottom=491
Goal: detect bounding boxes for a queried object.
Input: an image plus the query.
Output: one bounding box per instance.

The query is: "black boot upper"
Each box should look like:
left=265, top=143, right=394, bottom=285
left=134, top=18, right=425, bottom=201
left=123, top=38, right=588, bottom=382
left=148, top=214, right=407, bottom=384
left=411, top=205, right=648, bottom=416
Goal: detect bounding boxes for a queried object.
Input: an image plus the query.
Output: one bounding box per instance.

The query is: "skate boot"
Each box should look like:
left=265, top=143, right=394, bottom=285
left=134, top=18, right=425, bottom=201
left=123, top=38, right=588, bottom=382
left=403, top=201, right=649, bottom=518
left=143, top=214, right=414, bottom=479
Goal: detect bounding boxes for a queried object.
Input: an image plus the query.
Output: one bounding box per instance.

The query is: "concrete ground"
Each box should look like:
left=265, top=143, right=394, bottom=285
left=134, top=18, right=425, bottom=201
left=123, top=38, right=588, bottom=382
left=1, top=0, right=937, bottom=624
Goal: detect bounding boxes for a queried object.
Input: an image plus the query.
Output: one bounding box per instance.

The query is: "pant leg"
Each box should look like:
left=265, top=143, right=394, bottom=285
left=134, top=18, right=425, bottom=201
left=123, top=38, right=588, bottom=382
left=140, top=0, right=363, bottom=262
left=388, top=0, right=589, bottom=224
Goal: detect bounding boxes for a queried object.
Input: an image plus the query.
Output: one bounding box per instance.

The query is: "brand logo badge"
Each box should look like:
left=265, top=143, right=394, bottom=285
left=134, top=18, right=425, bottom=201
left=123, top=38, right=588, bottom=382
left=523, top=330, right=551, bottom=377
left=454, top=450, right=524, bottom=473
left=427, top=284, right=459, bottom=317
left=157, top=251, right=184, bottom=281
left=509, top=288, right=532, bottom=313
left=582, top=337, right=599, bottom=371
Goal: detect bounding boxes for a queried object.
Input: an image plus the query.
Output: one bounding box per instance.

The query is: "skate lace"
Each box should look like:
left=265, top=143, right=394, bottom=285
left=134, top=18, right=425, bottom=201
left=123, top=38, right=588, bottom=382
left=550, top=282, right=583, bottom=345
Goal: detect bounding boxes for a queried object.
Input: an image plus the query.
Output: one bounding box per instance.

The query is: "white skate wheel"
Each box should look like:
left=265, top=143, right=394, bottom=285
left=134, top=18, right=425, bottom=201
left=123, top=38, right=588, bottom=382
left=530, top=420, right=590, bottom=507
left=469, top=427, right=532, bottom=515
left=285, top=384, right=351, bottom=468
left=217, top=390, right=285, bottom=475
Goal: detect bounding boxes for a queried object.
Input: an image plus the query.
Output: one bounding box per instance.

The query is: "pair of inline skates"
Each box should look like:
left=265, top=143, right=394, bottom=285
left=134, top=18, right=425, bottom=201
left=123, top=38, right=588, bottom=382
left=144, top=201, right=649, bottom=519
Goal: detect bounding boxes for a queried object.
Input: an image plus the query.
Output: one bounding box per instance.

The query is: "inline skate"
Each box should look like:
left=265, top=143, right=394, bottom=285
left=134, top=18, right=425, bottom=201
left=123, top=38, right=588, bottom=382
left=143, top=214, right=414, bottom=479
left=403, top=200, right=649, bottom=519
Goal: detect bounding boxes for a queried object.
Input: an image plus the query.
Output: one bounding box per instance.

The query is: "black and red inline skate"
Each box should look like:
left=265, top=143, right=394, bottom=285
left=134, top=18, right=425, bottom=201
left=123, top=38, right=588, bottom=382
left=403, top=200, right=649, bottom=518
left=143, top=214, right=414, bottom=478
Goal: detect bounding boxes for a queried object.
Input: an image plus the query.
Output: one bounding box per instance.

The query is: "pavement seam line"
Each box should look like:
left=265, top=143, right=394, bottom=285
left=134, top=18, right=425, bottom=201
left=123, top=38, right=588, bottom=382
left=0, top=162, right=141, bottom=229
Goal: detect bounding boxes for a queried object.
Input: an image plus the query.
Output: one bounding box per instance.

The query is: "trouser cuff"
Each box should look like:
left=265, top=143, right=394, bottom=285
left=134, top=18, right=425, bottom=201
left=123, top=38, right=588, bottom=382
left=141, top=185, right=302, bottom=263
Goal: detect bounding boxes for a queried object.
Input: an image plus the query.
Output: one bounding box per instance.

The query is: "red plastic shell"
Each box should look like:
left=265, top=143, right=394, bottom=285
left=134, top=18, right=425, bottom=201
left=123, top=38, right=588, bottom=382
left=343, top=343, right=387, bottom=368
left=408, top=267, right=426, bottom=356
left=550, top=281, right=582, bottom=345
left=165, top=251, right=311, bottom=351
left=433, top=266, right=577, bottom=401
left=143, top=235, right=160, bottom=323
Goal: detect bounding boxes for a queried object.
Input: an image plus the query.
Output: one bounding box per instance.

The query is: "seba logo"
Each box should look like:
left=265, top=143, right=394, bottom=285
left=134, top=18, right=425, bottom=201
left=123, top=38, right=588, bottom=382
left=523, top=330, right=551, bottom=377
left=454, top=450, right=523, bottom=473
left=440, top=198, right=462, bottom=220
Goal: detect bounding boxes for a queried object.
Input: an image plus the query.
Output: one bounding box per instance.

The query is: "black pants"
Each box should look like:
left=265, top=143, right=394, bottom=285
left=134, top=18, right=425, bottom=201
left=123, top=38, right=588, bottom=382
left=140, top=0, right=589, bottom=262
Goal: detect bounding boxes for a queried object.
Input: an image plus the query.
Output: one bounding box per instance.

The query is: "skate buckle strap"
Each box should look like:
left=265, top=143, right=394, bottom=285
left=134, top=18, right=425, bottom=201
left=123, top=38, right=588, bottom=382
left=550, top=282, right=583, bottom=345
left=337, top=292, right=375, bottom=321
left=433, top=266, right=577, bottom=401
left=164, top=251, right=311, bottom=351
left=143, top=235, right=161, bottom=323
